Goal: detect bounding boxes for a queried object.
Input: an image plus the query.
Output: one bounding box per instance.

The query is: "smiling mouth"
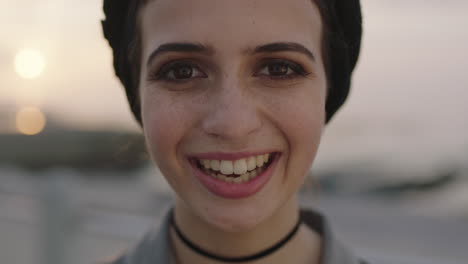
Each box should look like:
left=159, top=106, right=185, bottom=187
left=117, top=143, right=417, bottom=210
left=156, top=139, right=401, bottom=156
left=194, top=153, right=277, bottom=184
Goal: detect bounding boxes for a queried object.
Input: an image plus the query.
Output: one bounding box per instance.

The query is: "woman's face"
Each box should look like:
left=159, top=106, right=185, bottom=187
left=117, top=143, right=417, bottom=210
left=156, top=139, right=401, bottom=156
left=139, top=0, right=327, bottom=231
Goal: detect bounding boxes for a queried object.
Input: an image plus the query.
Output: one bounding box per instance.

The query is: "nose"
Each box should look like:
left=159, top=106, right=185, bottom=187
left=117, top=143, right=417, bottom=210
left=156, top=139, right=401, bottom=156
left=201, top=80, right=262, bottom=141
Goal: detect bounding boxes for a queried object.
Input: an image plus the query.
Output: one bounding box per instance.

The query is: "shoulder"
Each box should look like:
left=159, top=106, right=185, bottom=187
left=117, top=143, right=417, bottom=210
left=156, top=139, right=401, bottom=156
left=300, top=208, right=370, bottom=264
left=99, top=256, right=126, bottom=264
left=99, top=208, right=174, bottom=264
left=97, top=251, right=129, bottom=264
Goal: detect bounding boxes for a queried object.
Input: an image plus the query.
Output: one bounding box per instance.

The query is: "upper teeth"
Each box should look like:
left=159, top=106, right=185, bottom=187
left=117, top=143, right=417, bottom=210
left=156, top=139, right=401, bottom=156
left=200, top=154, right=271, bottom=175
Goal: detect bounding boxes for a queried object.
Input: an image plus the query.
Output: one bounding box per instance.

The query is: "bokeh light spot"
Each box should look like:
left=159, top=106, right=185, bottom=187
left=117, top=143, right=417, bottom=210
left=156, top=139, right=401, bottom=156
left=14, top=49, right=46, bottom=79
left=16, top=107, right=47, bottom=135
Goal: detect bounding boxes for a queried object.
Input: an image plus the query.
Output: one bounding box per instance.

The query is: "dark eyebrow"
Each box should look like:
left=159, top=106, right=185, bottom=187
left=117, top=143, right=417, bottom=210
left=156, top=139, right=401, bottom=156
left=146, top=42, right=213, bottom=67
left=251, top=42, right=315, bottom=61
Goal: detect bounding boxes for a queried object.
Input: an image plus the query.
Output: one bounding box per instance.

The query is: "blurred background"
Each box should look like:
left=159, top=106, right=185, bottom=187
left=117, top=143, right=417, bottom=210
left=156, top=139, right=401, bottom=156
left=0, top=0, right=467, bottom=263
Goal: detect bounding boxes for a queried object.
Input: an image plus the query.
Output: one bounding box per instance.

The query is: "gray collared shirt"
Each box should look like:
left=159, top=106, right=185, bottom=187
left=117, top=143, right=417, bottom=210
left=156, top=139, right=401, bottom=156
left=108, top=208, right=367, bottom=264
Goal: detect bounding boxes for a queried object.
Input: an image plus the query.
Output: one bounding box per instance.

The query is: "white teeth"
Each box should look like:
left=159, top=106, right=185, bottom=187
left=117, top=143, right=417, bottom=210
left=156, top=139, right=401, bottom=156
left=210, top=160, right=220, bottom=171
left=240, top=173, right=250, bottom=182
left=204, top=167, right=263, bottom=184
left=233, top=176, right=243, bottom=183
left=250, top=169, right=258, bottom=179
left=247, top=156, right=257, bottom=171
left=220, top=160, right=234, bottom=175
left=233, top=159, right=247, bottom=175
left=256, top=155, right=264, bottom=167
left=202, top=160, right=211, bottom=169
left=199, top=153, right=274, bottom=182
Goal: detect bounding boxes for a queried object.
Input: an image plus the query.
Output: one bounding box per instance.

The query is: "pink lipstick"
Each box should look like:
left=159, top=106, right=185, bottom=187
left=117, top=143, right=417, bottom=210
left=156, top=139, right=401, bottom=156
left=189, top=152, right=280, bottom=199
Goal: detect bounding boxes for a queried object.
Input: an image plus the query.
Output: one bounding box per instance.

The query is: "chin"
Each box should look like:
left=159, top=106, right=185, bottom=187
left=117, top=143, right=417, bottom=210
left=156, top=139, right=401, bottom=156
left=193, top=192, right=282, bottom=233
left=204, top=207, right=269, bottom=233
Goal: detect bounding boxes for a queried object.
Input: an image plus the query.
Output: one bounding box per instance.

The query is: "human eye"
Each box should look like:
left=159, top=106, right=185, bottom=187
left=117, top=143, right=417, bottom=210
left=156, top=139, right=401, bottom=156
left=254, top=59, right=310, bottom=80
left=149, top=60, right=207, bottom=83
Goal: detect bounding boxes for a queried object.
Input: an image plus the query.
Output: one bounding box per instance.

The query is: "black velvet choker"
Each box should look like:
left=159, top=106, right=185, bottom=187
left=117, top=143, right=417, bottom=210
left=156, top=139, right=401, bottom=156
left=169, top=211, right=302, bottom=263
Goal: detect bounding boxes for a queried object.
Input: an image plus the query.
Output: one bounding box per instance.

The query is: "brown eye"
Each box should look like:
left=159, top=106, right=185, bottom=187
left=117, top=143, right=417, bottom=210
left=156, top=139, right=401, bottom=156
left=152, top=61, right=207, bottom=82
left=173, top=65, right=194, bottom=79
left=255, top=59, right=308, bottom=80
left=268, top=62, right=290, bottom=76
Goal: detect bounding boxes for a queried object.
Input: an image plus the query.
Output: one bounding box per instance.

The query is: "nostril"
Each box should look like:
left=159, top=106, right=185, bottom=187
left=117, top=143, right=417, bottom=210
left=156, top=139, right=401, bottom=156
left=201, top=108, right=263, bottom=140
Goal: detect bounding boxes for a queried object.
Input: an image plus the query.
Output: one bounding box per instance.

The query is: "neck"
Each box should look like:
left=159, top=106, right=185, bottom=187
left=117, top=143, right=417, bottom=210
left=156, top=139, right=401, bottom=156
left=170, top=197, right=321, bottom=264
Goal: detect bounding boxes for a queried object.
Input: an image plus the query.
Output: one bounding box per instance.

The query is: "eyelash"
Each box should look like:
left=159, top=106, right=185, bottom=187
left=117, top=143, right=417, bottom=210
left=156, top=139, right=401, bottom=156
left=148, top=59, right=310, bottom=83
left=254, top=59, right=310, bottom=80
left=149, top=60, right=206, bottom=83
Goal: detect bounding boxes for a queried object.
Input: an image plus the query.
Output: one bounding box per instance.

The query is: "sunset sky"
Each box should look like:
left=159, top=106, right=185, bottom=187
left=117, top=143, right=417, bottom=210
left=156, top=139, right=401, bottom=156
left=1, top=0, right=467, bottom=164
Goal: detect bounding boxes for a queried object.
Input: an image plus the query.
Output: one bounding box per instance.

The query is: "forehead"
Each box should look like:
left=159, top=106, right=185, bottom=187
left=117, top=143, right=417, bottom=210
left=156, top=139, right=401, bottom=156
left=139, top=0, right=322, bottom=59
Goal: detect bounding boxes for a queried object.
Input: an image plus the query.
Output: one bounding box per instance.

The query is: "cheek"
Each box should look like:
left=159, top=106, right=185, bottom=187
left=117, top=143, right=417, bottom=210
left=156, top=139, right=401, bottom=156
left=142, top=103, right=195, bottom=194
left=144, top=112, right=176, bottom=156
left=292, top=104, right=324, bottom=150
left=270, top=85, right=325, bottom=143
left=141, top=95, right=188, bottom=174
left=288, top=104, right=324, bottom=174
left=269, top=87, right=325, bottom=178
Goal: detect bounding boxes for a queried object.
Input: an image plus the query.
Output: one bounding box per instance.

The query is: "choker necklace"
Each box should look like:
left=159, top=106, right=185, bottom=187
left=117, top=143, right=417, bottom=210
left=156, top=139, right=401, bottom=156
left=169, top=211, right=302, bottom=263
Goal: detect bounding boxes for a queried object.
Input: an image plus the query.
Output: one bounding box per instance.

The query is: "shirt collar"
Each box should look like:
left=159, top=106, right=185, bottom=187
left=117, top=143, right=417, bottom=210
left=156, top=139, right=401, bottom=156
left=300, top=209, right=362, bottom=264
left=116, top=207, right=362, bottom=264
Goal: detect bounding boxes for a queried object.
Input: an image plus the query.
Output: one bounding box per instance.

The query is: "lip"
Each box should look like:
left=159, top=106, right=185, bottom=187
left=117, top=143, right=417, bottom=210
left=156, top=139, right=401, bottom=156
left=188, top=152, right=281, bottom=199
left=190, top=151, right=277, bottom=161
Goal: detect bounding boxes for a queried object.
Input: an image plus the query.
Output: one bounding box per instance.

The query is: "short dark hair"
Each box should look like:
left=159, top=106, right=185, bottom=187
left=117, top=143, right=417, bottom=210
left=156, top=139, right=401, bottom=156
left=102, top=0, right=362, bottom=125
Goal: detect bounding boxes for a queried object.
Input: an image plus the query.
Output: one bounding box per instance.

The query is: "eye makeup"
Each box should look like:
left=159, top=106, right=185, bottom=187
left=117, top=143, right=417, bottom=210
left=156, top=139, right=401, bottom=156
left=253, top=58, right=312, bottom=81
left=148, top=60, right=207, bottom=83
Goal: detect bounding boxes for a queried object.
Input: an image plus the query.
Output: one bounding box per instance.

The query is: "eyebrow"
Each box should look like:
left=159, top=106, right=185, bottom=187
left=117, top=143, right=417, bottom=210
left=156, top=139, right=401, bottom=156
left=250, top=42, right=315, bottom=61
left=146, top=42, right=214, bottom=67
left=146, top=41, right=315, bottom=67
